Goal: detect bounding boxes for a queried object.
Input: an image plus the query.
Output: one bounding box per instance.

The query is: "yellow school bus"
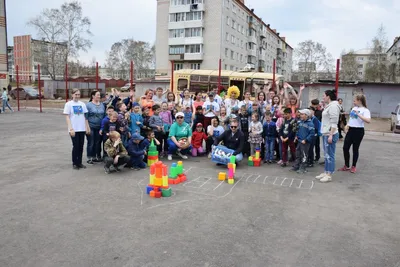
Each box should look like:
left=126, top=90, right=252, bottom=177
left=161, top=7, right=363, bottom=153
left=172, top=69, right=283, bottom=99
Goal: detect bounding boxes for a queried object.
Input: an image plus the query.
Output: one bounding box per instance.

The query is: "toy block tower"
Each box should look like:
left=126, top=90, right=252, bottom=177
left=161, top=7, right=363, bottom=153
left=227, top=155, right=236, bottom=184
left=253, top=148, right=261, bottom=167
left=147, top=139, right=159, bottom=166
left=147, top=161, right=171, bottom=198
left=248, top=156, right=254, bottom=166
left=168, top=161, right=187, bottom=185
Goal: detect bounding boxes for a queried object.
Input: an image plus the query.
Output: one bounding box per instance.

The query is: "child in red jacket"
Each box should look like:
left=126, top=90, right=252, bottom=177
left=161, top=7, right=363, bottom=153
left=191, top=123, right=207, bottom=157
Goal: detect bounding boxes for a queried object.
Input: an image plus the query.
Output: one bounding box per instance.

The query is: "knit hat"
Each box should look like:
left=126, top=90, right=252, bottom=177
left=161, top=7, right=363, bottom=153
left=299, top=109, right=311, bottom=117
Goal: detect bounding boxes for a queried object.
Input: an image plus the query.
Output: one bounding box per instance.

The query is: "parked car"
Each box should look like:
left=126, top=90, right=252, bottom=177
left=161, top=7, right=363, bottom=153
left=10, top=87, right=44, bottom=100
left=120, top=83, right=135, bottom=92
left=391, top=103, right=400, bottom=133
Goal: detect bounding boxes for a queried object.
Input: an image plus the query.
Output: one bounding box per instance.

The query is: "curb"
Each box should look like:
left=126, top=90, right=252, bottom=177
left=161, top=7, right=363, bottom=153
left=365, top=131, right=400, bottom=138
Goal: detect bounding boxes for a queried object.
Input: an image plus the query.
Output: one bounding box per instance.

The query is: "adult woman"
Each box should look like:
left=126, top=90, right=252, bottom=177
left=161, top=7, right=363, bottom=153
left=316, top=90, right=341, bottom=183
left=224, top=86, right=240, bottom=116
left=167, top=111, right=192, bottom=160
left=63, top=89, right=90, bottom=169
left=284, top=84, right=304, bottom=118
left=256, top=91, right=268, bottom=121
left=140, top=89, right=155, bottom=116
left=238, top=91, right=253, bottom=110
left=86, top=90, right=105, bottom=164
left=338, top=94, right=371, bottom=173
left=193, top=92, right=204, bottom=111
left=337, top=98, right=347, bottom=139
left=167, top=92, right=176, bottom=108
left=2, top=87, right=13, bottom=112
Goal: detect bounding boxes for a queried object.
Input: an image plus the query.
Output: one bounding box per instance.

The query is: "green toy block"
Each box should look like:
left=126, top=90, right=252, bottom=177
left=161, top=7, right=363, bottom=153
left=161, top=188, right=172, bottom=197
left=169, top=164, right=178, bottom=178
left=230, top=155, right=236, bottom=164
left=248, top=160, right=254, bottom=166
left=148, top=151, right=159, bottom=156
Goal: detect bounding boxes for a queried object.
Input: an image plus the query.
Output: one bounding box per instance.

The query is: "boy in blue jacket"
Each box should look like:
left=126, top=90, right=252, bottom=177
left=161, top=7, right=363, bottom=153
left=130, top=103, right=143, bottom=135
left=263, top=111, right=277, bottom=163
left=307, top=107, right=321, bottom=167
left=291, top=109, right=315, bottom=173
left=127, top=133, right=148, bottom=170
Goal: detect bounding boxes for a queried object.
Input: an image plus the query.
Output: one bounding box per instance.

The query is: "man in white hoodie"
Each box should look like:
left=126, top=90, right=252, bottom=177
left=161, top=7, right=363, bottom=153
left=315, top=89, right=340, bottom=183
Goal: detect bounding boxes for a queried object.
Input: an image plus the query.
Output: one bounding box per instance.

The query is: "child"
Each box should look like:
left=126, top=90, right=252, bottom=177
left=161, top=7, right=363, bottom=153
left=141, top=107, right=151, bottom=137
left=130, top=103, right=143, bottom=135
left=117, top=102, right=130, bottom=148
left=104, top=131, right=130, bottom=174
left=168, top=102, right=176, bottom=121
left=127, top=133, right=147, bottom=170
left=143, top=130, right=160, bottom=163
left=100, top=106, right=115, bottom=158
left=206, top=118, right=225, bottom=158
left=149, top=104, right=164, bottom=154
left=248, top=113, right=263, bottom=156
left=263, top=111, right=277, bottom=163
left=202, top=92, right=220, bottom=130
left=103, top=111, right=120, bottom=138
left=310, top=99, right=322, bottom=162
left=279, top=108, right=297, bottom=167
left=192, top=105, right=205, bottom=132
left=191, top=123, right=207, bottom=157
left=275, top=110, right=284, bottom=164
left=183, top=106, right=193, bottom=125
left=159, top=102, right=173, bottom=156
left=307, top=107, right=321, bottom=167
left=291, top=109, right=315, bottom=173
left=238, top=105, right=250, bottom=156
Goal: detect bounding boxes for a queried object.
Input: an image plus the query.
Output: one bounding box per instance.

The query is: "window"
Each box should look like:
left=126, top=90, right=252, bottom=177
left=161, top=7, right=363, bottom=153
left=240, top=54, right=243, bottom=62
left=231, top=35, right=235, bottom=44
left=236, top=52, right=239, bottom=61
left=170, top=13, right=185, bottom=22
left=231, top=50, right=234, bottom=59
left=358, top=64, right=363, bottom=69
left=174, top=63, right=184, bottom=70
left=358, top=72, right=363, bottom=76
left=225, top=48, right=229, bottom=57
left=169, top=46, right=185, bottom=54
left=185, top=44, right=201, bottom=53
left=171, top=0, right=189, bottom=5
left=225, top=0, right=229, bottom=8
left=230, top=65, right=234, bottom=70
left=358, top=57, right=364, bottom=61
left=232, top=20, right=236, bottom=29
left=186, top=11, right=202, bottom=21
left=191, top=0, right=203, bottom=3
left=226, top=32, right=229, bottom=41
left=169, top=29, right=185, bottom=38
left=185, top=27, right=202, bottom=37
left=191, top=63, right=201, bottom=69
left=227, top=17, right=231, bottom=26
left=224, top=64, right=228, bottom=70
left=241, top=40, right=243, bottom=48
left=232, top=4, right=236, bottom=13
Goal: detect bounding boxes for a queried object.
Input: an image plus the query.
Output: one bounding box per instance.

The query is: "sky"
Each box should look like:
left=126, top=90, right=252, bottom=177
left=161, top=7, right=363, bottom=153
left=6, top=0, right=400, bottom=67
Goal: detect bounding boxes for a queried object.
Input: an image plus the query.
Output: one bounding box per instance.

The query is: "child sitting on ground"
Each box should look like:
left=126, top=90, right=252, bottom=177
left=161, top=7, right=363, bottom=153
left=191, top=123, right=207, bottom=157
left=104, top=131, right=130, bottom=174
left=127, top=133, right=147, bottom=170
left=143, top=130, right=160, bottom=163
left=149, top=104, right=165, bottom=155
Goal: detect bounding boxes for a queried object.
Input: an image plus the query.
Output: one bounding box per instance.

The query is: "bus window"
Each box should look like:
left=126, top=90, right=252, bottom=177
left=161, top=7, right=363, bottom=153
left=189, top=82, right=208, bottom=93
left=178, top=78, right=188, bottom=91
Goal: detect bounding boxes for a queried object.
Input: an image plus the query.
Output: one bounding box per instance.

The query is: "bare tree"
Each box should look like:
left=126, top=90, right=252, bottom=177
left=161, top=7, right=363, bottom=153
left=340, top=49, right=360, bottom=81
left=295, top=40, right=333, bottom=82
left=28, top=1, right=92, bottom=80
left=365, top=25, right=389, bottom=82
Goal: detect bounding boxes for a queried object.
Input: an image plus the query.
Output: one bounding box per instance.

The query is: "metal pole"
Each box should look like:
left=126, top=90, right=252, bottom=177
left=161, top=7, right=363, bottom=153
left=96, top=62, right=99, bottom=90
left=65, top=63, right=68, bottom=102
left=218, top=58, right=222, bottom=92
left=16, top=65, right=20, bottom=111
left=130, top=60, right=133, bottom=90
left=38, top=65, right=42, bottom=113
left=335, top=58, right=340, bottom=97
left=170, top=60, right=174, bottom=93
left=272, top=59, right=276, bottom=90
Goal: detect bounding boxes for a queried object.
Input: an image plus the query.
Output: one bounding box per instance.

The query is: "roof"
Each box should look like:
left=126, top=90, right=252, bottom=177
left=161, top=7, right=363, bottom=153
left=387, top=37, right=400, bottom=53
left=174, top=69, right=282, bottom=80
left=352, top=48, right=373, bottom=55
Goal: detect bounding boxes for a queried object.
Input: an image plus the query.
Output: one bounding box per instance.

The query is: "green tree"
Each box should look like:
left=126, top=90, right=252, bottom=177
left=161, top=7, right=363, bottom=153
left=365, top=25, right=389, bottom=82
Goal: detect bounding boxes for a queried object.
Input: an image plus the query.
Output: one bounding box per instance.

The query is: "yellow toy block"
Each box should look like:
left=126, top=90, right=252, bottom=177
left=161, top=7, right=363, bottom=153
left=162, top=175, right=168, bottom=187
left=154, top=178, right=163, bottom=186
left=228, top=178, right=234, bottom=184
left=149, top=174, right=155, bottom=185
left=218, top=172, right=226, bottom=181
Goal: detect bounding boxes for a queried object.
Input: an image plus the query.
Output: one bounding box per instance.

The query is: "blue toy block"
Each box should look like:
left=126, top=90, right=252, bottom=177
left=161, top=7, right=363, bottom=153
left=146, top=185, right=154, bottom=194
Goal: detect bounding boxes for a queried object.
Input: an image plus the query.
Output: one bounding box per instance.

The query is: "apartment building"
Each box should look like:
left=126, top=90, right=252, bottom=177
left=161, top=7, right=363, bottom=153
left=13, top=35, right=66, bottom=82
left=0, top=0, right=8, bottom=87
left=156, top=0, right=293, bottom=81
left=387, top=36, right=400, bottom=81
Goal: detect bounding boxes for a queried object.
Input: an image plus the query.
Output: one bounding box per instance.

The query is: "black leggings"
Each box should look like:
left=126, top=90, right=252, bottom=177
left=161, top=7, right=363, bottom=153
left=343, top=127, right=365, bottom=167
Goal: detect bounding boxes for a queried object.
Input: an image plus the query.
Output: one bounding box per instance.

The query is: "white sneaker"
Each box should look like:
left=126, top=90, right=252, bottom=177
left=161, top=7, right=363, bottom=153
left=176, top=151, right=188, bottom=159
left=167, top=155, right=172, bottom=161
left=208, top=153, right=212, bottom=159
left=320, top=174, right=332, bottom=183
left=315, top=173, right=327, bottom=180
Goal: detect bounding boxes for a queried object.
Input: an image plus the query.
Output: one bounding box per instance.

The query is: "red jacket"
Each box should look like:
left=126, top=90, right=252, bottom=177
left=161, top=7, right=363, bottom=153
left=191, top=131, right=207, bottom=148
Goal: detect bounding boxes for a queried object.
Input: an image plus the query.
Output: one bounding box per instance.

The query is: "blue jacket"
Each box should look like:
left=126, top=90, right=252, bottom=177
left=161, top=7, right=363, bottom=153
left=296, top=119, right=315, bottom=143
left=100, top=116, right=110, bottom=131
left=130, top=112, right=143, bottom=135
left=263, top=121, right=277, bottom=138
left=127, top=138, right=149, bottom=157
left=311, top=116, right=321, bottom=136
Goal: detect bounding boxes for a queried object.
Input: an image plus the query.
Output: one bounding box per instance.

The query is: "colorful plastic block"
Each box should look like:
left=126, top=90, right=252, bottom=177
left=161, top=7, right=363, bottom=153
left=228, top=178, right=234, bottom=184
left=155, top=191, right=162, bottom=198
left=253, top=159, right=261, bottom=167
left=178, top=174, right=187, bottom=182
left=146, top=185, right=153, bottom=194
left=170, top=163, right=178, bottom=178
left=218, top=172, right=226, bottom=181
left=177, top=161, right=183, bottom=175
left=149, top=190, right=155, bottom=197
left=228, top=168, right=234, bottom=178
left=161, top=188, right=172, bottom=197
left=230, top=155, right=236, bottom=164
left=248, top=160, right=254, bottom=166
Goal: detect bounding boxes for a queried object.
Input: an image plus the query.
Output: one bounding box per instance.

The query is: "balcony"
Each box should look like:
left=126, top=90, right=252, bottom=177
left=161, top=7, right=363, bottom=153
left=169, top=20, right=204, bottom=30
left=169, top=5, right=190, bottom=13
left=260, top=28, right=267, bottom=38
left=169, top=54, right=184, bottom=61
left=190, top=3, right=204, bottom=11
left=184, top=53, right=203, bottom=61
left=248, top=34, right=257, bottom=44
left=248, top=49, right=257, bottom=57
left=169, top=37, right=204, bottom=46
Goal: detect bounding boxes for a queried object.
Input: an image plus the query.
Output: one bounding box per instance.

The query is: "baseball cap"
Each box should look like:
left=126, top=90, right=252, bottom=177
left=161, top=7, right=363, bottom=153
left=175, top=112, right=184, bottom=118
left=196, top=122, right=203, bottom=127
left=299, top=109, right=311, bottom=117
left=131, top=133, right=144, bottom=141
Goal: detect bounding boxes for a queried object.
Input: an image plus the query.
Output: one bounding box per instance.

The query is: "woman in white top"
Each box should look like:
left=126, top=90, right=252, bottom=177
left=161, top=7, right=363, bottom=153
left=63, top=89, right=90, bottom=170
left=316, top=90, right=341, bottom=183
left=338, top=94, right=371, bottom=174
left=238, top=91, right=253, bottom=110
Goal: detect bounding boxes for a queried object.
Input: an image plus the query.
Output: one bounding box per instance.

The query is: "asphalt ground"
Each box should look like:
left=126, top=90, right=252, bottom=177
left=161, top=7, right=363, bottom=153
left=0, top=111, right=399, bottom=267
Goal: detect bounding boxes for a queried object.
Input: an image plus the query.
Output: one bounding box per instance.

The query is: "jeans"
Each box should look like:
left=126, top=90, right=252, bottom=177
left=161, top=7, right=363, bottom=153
left=343, top=127, right=365, bottom=167
left=323, top=133, right=339, bottom=174
left=129, top=155, right=146, bottom=168
left=87, top=127, right=102, bottom=159
left=264, top=136, right=275, bottom=161
left=2, top=99, right=13, bottom=112
left=192, top=147, right=204, bottom=157
left=307, top=136, right=316, bottom=164
left=70, top=131, right=85, bottom=166
left=294, top=142, right=310, bottom=170
left=104, top=155, right=130, bottom=168
left=167, top=139, right=192, bottom=155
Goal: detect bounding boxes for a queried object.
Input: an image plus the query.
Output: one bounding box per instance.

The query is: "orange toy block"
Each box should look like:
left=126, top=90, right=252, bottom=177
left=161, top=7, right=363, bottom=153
left=168, top=179, right=176, bottom=184
left=179, top=175, right=187, bottom=182
left=149, top=191, right=155, bottom=198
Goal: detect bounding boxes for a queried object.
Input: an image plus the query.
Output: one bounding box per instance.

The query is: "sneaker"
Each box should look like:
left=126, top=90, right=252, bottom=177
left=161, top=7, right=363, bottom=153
left=264, top=160, right=269, bottom=164
left=208, top=153, right=212, bottom=159
left=277, top=160, right=283, bottom=165
left=73, top=165, right=80, bottom=170
left=176, top=151, right=188, bottom=159
left=350, top=166, right=356, bottom=173
left=315, top=173, right=327, bottom=180
left=319, top=161, right=325, bottom=165
left=307, top=163, right=314, bottom=168
left=131, top=167, right=140, bottom=171
left=269, top=160, right=273, bottom=164
left=338, top=166, right=350, bottom=171
left=87, top=159, right=94, bottom=165
left=92, top=158, right=102, bottom=163
left=104, top=166, right=111, bottom=174
left=281, top=163, right=287, bottom=168
left=167, top=154, right=172, bottom=161
left=290, top=167, right=299, bottom=172
left=115, top=166, right=121, bottom=172
left=320, top=174, right=332, bottom=183
left=77, top=164, right=87, bottom=169
left=297, top=169, right=306, bottom=174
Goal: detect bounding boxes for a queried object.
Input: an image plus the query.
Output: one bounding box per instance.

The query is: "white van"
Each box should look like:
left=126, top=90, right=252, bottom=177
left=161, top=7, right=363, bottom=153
left=391, top=104, right=400, bottom=133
